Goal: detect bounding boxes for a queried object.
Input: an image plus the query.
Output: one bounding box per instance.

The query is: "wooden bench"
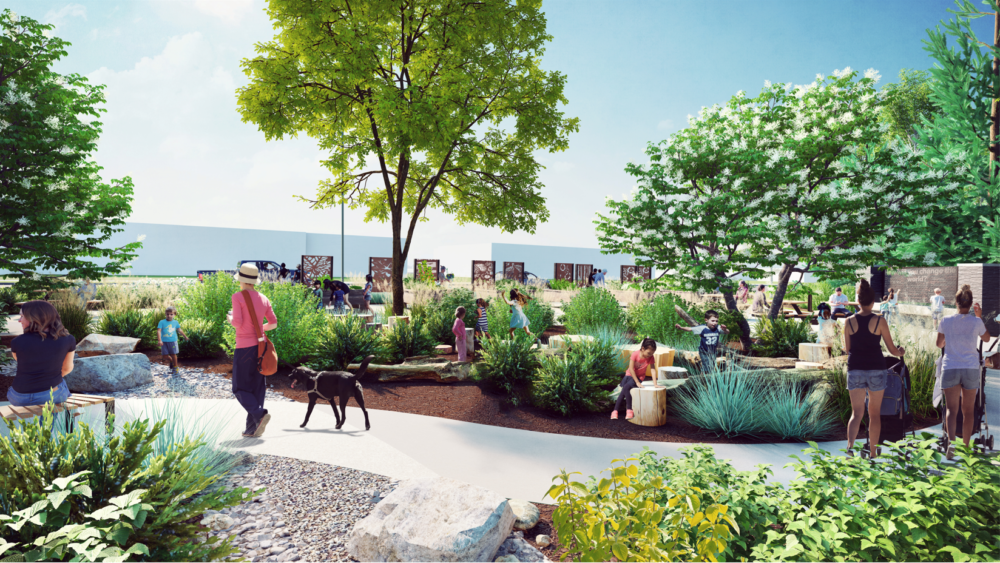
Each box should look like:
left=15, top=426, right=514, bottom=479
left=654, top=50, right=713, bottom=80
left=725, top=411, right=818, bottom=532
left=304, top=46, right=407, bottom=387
left=0, top=394, right=115, bottom=433
left=86, top=300, right=104, bottom=310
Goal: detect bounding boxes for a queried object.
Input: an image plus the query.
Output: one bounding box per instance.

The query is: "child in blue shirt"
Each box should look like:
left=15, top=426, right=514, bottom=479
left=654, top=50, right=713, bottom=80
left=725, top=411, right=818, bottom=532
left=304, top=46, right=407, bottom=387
left=676, top=310, right=729, bottom=373
left=333, top=287, right=346, bottom=314
left=312, top=281, right=323, bottom=310
left=157, top=306, right=189, bottom=375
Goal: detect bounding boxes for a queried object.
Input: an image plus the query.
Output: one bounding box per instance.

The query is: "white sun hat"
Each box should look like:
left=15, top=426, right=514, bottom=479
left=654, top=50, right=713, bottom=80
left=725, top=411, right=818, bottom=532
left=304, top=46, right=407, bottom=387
left=235, top=263, right=260, bottom=285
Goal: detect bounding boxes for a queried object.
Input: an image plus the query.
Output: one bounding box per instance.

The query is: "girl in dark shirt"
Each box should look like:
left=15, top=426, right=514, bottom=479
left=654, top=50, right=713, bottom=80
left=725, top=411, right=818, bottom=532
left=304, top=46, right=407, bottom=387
left=843, top=280, right=905, bottom=459
left=9, top=300, right=76, bottom=407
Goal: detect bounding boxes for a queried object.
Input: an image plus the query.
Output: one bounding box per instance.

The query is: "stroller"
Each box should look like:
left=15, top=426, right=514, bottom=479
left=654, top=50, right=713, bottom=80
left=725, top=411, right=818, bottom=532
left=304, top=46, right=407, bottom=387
left=862, top=355, right=915, bottom=458
left=938, top=339, right=997, bottom=452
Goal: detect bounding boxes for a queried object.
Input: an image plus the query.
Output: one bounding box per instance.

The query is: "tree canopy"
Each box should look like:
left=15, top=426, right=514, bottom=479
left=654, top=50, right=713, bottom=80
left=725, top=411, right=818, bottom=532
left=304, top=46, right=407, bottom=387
left=236, top=0, right=578, bottom=313
left=0, top=10, right=139, bottom=291
left=901, top=0, right=1000, bottom=264
left=596, top=69, right=947, bottom=325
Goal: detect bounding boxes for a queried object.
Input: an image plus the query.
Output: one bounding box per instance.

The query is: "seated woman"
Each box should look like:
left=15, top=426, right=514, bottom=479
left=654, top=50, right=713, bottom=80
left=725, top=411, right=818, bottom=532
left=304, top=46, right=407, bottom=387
left=8, top=300, right=76, bottom=407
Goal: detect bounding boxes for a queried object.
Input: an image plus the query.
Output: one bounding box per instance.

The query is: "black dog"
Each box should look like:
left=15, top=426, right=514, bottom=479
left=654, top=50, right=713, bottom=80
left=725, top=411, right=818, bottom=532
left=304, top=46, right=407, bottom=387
left=288, top=356, right=375, bottom=430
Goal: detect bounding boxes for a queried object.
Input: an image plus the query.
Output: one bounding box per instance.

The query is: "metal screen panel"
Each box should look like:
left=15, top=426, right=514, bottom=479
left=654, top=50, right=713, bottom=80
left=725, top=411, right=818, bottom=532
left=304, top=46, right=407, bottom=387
left=503, top=262, right=524, bottom=282
left=369, top=257, right=393, bottom=291
left=575, top=264, right=593, bottom=287
left=413, top=259, right=441, bottom=283
left=621, top=265, right=652, bottom=282
left=554, top=263, right=574, bottom=282
left=472, top=260, right=495, bottom=286
left=301, top=255, right=333, bottom=285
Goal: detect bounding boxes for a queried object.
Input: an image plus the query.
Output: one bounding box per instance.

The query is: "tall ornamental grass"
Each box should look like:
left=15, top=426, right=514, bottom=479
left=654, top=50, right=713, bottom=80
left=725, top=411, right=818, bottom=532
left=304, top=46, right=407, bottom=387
left=378, top=318, right=437, bottom=364
left=177, top=318, right=225, bottom=359
left=51, top=295, right=92, bottom=343
left=486, top=294, right=554, bottom=336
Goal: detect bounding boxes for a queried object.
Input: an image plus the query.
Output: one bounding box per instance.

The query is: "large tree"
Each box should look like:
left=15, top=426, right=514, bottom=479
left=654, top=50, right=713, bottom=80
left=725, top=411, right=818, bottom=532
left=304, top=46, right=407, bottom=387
left=0, top=10, right=139, bottom=292
left=237, top=0, right=578, bottom=314
left=597, top=69, right=946, bottom=331
left=877, top=69, right=940, bottom=148
left=901, top=0, right=1000, bottom=264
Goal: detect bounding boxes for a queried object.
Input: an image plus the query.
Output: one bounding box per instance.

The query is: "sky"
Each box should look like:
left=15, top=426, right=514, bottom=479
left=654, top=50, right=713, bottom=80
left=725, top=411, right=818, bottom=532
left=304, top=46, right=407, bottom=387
left=6, top=0, right=993, bottom=268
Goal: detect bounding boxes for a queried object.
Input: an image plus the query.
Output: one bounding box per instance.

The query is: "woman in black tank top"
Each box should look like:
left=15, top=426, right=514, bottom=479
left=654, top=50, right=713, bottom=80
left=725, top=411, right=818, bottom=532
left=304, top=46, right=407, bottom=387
left=844, top=280, right=906, bottom=459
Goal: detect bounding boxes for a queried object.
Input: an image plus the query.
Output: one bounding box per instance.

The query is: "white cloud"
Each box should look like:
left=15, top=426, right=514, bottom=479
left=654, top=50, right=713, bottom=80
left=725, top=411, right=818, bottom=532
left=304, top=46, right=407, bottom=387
left=657, top=119, right=674, bottom=131
left=193, top=0, right=255, bottom=25
left=44, top=3, right=87, bottom=31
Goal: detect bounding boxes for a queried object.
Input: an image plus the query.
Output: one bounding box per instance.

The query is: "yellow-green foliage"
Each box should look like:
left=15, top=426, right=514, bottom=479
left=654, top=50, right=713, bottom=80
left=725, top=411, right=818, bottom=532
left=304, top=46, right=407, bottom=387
left=546, top=457, right=737, bottom=562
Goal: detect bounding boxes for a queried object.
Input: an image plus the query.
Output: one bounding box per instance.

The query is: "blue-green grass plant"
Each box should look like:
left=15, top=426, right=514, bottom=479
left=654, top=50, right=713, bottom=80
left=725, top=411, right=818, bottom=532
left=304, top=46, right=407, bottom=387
left=674, top=364, right=765, bottom=436
left=759, top=379, right=838, bottom=440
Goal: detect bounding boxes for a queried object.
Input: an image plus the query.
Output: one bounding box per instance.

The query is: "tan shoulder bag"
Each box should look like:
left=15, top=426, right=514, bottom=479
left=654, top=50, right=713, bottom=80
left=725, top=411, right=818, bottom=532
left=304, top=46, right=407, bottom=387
left=241, top=290, right=278, bottom=376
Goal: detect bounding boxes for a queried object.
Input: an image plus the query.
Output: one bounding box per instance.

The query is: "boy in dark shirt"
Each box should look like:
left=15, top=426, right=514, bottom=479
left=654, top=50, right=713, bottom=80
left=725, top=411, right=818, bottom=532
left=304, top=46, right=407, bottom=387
left=676, top=310, right=729, bottom=373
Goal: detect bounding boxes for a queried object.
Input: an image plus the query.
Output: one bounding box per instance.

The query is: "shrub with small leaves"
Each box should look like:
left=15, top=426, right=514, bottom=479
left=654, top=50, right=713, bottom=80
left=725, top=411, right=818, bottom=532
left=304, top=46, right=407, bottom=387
left=561, top=287, right=623, bottom=334
left=548, top=279, right=576, bottom=291
left=177, top=318, right=224, bottom=359
left=753, top=316, right=814, bottom=358
left=486, top=294, right=554, bottom=337
left=531, top=351, right=606, bottom=417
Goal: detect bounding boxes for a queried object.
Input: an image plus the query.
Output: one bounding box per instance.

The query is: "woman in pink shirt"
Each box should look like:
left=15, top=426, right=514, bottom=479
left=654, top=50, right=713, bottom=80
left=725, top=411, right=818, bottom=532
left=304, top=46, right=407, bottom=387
left=227, top=264, right=279, bottom=438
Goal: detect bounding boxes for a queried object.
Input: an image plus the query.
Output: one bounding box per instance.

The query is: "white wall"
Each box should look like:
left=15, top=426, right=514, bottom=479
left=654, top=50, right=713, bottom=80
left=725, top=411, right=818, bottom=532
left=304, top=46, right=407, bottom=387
left=84, top=222, right=405, bottom=276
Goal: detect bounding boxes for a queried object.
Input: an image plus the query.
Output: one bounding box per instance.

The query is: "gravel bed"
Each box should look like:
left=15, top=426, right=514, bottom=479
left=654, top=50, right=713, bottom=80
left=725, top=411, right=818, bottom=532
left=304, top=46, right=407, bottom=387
left=208, top=454, right=398, bottom=563
left=0, top=360, right=293, bottom=402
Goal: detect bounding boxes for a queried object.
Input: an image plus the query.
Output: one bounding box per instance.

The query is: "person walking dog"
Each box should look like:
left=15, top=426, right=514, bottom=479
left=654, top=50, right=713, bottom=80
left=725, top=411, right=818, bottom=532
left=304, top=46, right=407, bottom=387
left=228, top=263, right=278, bottom=438
left=8, top=301, right=75, bottom=407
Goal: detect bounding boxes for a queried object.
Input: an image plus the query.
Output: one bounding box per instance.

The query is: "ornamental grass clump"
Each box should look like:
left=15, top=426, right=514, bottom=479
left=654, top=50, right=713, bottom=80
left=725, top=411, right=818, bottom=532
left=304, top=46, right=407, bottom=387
left=378, top=318, right=437, bottom=364
left=0, top=403, right=252, bottom=562
left=50, top=296, right=92, bottom=343
left=560, top=286, right=624, bottom=334
left=309, top=313, right=380, bottom=371
left=485, top=293, right=554, bottom=336
left=474, top=334, right=541, bottom=406
left=531, top=346, right=609, bottom=417
left=95, top=308, right=162, bottom=349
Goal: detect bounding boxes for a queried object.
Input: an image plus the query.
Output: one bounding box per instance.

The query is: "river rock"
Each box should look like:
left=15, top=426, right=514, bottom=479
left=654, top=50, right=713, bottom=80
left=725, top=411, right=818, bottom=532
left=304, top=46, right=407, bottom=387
left=535, top=535, right=551, bottom=548
left=493, top=533, right=548, bottom=562
left=508, top=499, right=539, bottom=531
left=65, top=353, right=153, bottom=392
left=347, top=476, right=515, bottom=562
left=75, top=333, right=141, bottom=355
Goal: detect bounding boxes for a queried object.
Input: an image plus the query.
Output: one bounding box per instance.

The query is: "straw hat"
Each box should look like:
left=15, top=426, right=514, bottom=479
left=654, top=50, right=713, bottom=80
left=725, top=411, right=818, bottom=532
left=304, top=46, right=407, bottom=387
left=235, top=263, right=259, bottom=285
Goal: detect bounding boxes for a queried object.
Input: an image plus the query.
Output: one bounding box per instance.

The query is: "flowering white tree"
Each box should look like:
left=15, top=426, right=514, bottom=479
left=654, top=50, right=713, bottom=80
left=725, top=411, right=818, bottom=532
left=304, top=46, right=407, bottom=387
left=0, top=10, right=140, bottom=291
left=597, top=68, right=950, bottom=326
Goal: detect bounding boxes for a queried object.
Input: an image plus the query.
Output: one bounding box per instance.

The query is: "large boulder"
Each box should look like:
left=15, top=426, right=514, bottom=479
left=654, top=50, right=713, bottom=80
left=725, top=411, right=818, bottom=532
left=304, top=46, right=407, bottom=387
left=65, top=353, right=153, bottom=392
left=347, top=476, right=515, bottom=562
left=76, top=333, right=141, bottom=355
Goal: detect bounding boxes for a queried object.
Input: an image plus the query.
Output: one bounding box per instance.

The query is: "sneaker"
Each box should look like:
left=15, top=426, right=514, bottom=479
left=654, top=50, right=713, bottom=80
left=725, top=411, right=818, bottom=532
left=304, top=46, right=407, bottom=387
left=946, top=445, right=955, bottom=460
left=625, top=409, right=635, bottom=420
left=846, top=446, right=855, bottom=458
left=253, top=412, right=272, bottom=437
left=610, top=411, right=619, bottom=420
left=241, top=425, right=257, bottom=438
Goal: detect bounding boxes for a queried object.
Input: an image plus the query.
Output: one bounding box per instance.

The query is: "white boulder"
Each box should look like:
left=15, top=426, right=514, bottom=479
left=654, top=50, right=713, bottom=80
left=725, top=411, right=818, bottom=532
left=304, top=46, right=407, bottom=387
left=75, top=333, right=141, bottom=355
left=64, top=353, right=153, bottom=392
left=347, top=476, right=515, bottom=562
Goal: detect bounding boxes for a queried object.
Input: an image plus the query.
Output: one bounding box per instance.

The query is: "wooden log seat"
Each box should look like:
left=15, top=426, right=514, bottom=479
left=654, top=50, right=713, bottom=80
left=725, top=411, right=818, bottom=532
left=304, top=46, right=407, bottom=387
left=0, top=393, right=115, bottom=433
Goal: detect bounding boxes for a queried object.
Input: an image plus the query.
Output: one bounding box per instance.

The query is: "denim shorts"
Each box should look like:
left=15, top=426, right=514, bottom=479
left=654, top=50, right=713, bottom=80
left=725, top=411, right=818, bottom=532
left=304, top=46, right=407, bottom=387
left=932, top=310, right=944, bottom=321
left=7, top=380, right=71, bottom=407
left=161, top=341, right=179, bottom=356
left=846, top=369, right=888, bottom=392
left=941, top=368, right=980, bottom=391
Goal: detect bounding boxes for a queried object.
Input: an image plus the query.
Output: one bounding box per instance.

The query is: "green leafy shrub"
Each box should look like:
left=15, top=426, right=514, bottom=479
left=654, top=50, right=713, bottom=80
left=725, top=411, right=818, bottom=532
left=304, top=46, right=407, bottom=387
left=96, top=309, right=160, bottom=350
left=0, top=404, right=252, bottom=562
left=751, top=438, right=999, bottom=562
left=239, top=281, right=327, bottom=366
left=634, top=293, right=700, bottom=349
left=546, top=456, right=737, bottom=562
left=0, top=471, right=152, bottom=562
left=570, top=332, right=624, bottom=387
left=674, top=366, right=835, bottom=440
left=0, top=287, right=21, bottom=315
left=51, top=298, right=91, bottom=343
left=753, top=316, right=814, bottom=358
left=547, top=279, right=576, bottom=291
left=175, top=272, right=239, bottom=333
left=309, top=314, right=380, bottom=371
left=531, top=349, right=607, bottom=417
left=378, top=318, right=437, bottom=364
left=624, top=299, right=651, bottom=336
left=486, top=293, right=554, bottom=336
left=634, top=445, right=782, bottom=561
left=177, top=318, right=224, bottom=359
left=418, top=288, right=477, bottom=346
left=473, top=334, right=541, bottom=406
left=561, top=287, right=623, bottom=334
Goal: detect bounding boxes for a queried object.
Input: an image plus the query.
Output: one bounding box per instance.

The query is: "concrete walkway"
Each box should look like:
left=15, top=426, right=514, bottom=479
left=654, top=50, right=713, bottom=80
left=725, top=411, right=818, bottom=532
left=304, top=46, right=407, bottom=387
left=54, top=398, right=954, bottom=504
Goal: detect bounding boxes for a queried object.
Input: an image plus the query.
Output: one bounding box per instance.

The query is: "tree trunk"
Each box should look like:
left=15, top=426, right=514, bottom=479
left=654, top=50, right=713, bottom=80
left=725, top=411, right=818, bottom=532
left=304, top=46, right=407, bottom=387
left=766, top=264, right=796, bottom=320
left=391, top=210, right=406, bottom=317
left=721, top=289, right=754, bottom=353
left=674, top=305, right=698, bottom=327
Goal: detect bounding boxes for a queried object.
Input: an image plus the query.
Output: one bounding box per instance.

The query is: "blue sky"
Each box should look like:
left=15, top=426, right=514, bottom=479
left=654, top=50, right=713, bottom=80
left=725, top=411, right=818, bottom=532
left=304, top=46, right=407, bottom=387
left=7, top=0, right=991, bottom=267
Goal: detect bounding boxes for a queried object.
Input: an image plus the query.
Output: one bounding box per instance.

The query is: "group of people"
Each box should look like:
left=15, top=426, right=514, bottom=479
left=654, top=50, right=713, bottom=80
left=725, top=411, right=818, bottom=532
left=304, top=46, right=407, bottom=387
left=308, top=275, right=375, bottom=314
